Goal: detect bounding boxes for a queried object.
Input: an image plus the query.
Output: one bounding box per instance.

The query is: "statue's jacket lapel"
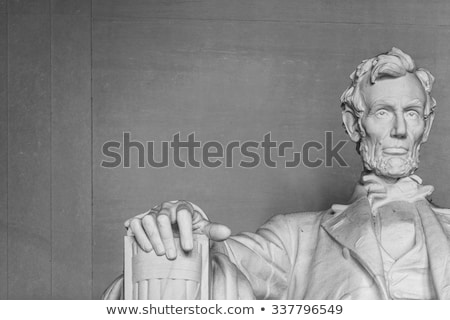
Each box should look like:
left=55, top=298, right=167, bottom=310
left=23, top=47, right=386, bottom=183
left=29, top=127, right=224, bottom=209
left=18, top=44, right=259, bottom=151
left=321, top=198, right=450, bottom=299
left=321, top=198, right=389, bottom=299
left=416, top=201, right=450, bottom=299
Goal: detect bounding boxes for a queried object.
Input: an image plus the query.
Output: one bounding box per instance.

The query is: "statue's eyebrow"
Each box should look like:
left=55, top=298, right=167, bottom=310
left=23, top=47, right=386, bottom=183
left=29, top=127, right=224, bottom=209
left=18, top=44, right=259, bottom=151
left=404, top=98, right=424, bottom=108
left=369, top=98, right=396, bottom=109
left=370, top=98, right=425, bottom=110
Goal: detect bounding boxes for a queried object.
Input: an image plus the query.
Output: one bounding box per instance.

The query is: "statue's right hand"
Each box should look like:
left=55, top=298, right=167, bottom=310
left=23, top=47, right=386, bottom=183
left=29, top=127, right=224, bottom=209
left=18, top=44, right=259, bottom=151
left=125, top=200, right=231, bottom=260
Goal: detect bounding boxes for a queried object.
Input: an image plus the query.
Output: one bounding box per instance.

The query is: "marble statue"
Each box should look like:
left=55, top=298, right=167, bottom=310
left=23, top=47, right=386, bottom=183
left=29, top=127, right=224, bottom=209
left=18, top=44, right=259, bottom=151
left=103, top=48, right=450, bottom=300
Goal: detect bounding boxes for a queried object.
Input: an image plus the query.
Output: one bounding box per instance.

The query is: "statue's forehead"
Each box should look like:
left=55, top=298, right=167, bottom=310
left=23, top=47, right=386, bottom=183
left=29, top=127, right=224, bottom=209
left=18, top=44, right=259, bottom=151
left=360, top=73, right=426, bottom=109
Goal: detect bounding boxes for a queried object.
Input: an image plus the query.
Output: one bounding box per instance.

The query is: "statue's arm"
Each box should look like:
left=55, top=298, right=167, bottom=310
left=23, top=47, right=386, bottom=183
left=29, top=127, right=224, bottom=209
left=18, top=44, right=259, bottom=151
left=102, top=200, right=231, bottom=300
left=211, top=214, right=292, bottom=299
left=103, top=202, right=292, bottom=300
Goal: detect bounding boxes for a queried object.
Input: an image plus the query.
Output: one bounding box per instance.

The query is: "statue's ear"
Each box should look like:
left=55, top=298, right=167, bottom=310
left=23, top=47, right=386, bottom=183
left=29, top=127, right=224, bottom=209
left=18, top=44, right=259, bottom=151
left=342, top=110, right=361, bottom=142
left=422, top=111, right=435, bottom=143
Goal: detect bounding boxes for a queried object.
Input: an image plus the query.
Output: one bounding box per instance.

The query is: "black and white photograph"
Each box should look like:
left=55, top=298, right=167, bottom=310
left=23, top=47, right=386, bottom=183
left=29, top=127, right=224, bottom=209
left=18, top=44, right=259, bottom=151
left=1, top=0, right=450, bottom=305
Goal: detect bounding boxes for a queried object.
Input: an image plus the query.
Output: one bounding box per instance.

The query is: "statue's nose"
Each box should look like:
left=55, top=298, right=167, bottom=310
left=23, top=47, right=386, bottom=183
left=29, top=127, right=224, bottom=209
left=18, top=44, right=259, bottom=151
left=390, top=115, right=407, bottom=139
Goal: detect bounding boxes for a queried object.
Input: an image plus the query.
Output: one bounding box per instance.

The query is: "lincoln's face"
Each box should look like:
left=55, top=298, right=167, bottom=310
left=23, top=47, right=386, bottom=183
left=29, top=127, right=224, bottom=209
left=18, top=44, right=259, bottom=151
left=358, top=73, right=429, bottom=179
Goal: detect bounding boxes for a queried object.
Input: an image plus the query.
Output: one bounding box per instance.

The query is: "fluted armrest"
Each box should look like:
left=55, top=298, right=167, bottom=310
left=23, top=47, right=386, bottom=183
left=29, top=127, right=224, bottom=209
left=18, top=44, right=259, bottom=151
left=123, top=234, right=210, bottom=300
left=102, top=236, right=255, bottom=300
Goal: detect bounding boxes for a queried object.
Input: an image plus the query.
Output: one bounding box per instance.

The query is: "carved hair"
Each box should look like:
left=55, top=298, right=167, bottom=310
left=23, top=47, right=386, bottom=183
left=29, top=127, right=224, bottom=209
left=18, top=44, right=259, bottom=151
left=340, top=48, right=436, bottom=122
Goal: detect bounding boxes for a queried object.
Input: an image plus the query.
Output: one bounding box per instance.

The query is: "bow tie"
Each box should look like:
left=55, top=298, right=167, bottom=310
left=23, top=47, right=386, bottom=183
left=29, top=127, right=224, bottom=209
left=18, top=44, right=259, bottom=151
left=332, top=174, right=434, bottom=215
left=361, top=174, right=434, bottom=214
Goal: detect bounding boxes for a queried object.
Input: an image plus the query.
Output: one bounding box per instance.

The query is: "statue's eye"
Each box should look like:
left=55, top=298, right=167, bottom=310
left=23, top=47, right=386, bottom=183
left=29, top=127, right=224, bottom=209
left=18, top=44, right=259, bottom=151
left=375, top=109, right=390, bottom=119
left=405, top=110, right=419, bottom=120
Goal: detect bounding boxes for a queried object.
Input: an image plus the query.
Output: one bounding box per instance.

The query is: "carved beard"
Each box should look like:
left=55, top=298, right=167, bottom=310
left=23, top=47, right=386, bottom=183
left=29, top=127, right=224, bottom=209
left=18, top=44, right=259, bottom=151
left=359, top=138, right=421, bottom=179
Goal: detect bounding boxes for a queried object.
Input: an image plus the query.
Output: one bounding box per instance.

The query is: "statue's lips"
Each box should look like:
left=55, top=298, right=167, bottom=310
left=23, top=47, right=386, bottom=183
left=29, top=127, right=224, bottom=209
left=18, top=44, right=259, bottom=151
left=383, top=147, right=408, bottom=155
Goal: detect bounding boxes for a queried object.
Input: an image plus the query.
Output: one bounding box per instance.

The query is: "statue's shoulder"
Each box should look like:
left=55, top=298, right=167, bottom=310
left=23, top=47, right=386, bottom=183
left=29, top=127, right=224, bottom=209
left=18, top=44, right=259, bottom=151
left=429, top=202, right=450, bottom=215
left=270, top=209, right=331, bottom=228
left=429, top=203, right=450, bottom=225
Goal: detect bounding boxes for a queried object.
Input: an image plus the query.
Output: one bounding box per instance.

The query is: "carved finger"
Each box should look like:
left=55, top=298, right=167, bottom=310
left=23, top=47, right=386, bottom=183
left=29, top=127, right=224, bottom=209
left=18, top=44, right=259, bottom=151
left=130, top=218, right=153, bottom=252
left=157, top=214, right=177, bottom=260
left=124, top=211, right=150, bottom=229
left=202, top=221, right=231, bottom=242
left=160, top=202, right=178, bottom=223
left=177, top=200, right=194, bottom=213
left=176, top=204, right=194, bottom=251
left=142, top=214, right=165, bottom=255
